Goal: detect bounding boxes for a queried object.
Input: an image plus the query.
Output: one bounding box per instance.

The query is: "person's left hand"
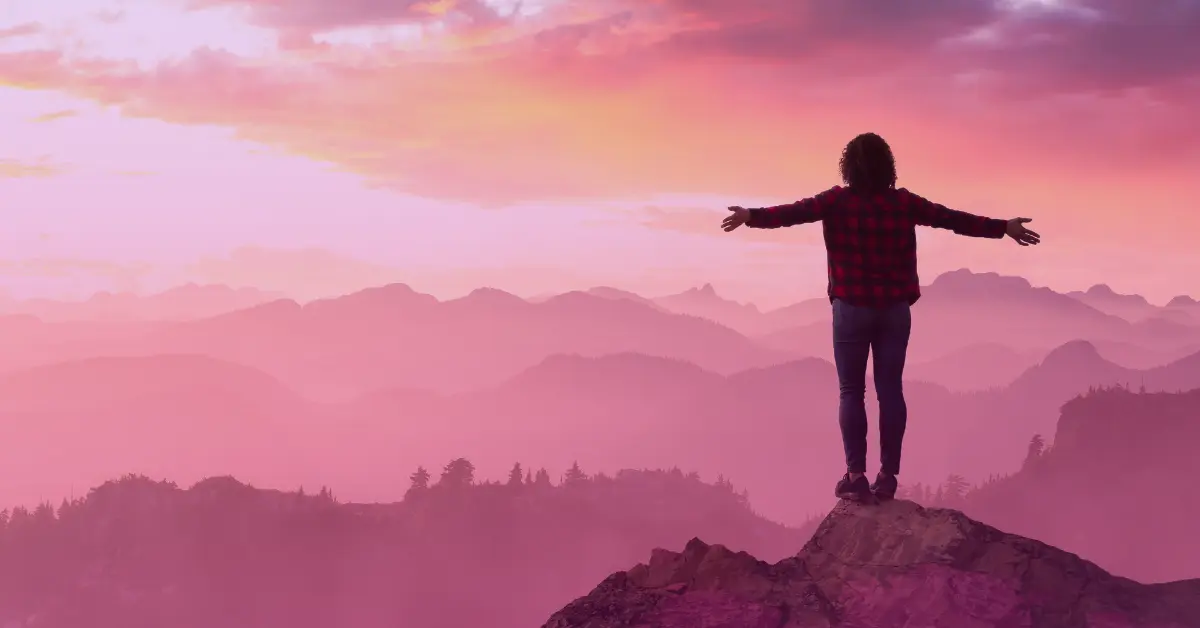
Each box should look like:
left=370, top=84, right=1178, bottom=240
left=722, top=206, right=750, bottom=232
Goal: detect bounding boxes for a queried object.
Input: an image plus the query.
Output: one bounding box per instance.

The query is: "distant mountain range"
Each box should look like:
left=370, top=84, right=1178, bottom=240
left=1067, top=283, right=1200, bottom=324
left=755, top=270, right=1200, bottom=366
left=584, top=271, right=1199, bottom=334
left=5, top=272, right=1195, bottom=332
left=0, top=269, right=1196, bottom=398
left=3, top=334, right=1199, bottom=525
left=0, top=285, right=789, bottom=398
left=1, top=268, right=1198, bottom=522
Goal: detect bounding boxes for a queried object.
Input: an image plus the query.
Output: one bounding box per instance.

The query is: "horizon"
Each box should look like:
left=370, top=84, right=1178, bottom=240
left=2, top=1, right=1198, bottom=306
left=2, top=267, right=1196, bottom=311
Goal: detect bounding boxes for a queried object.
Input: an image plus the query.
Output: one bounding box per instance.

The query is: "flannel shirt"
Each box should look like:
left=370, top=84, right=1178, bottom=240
left=746, top=186, right=1007, bottom=307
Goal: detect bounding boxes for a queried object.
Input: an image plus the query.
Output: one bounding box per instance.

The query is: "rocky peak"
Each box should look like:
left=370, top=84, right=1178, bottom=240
left=1038, top=339, right=1102, bottom=367
left=927, top=268, right=1034, bottom=296
left=1083, top=283, right=1150, bottom=305
left=542, top=499, right=1200, bottom=627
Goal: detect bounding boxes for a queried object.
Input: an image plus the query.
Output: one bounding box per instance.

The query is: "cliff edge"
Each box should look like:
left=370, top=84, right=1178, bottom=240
left=542, top=499, right=1200, bottom=627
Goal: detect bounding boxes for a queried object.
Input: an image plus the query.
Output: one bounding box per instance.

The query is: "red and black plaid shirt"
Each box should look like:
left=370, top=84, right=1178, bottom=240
left=747, top=186, right=1007, bottom=307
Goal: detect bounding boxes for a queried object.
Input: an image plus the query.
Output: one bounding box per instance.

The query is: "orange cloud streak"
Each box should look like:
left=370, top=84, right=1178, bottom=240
left=29, top=108, right=78, bottom=123
left=0, top=157, right=65, bottom=179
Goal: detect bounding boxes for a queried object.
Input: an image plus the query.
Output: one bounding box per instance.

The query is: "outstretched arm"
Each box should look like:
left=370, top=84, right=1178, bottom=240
left=902, top=188, right=1008, bottom=238
left=743, top=187, right=840, bottom=229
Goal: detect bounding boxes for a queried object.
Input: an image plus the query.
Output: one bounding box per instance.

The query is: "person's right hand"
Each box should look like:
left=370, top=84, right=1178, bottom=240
left=722, top=206, right=750, bottom=232
left=1005, top=218, right=1040, bottom=246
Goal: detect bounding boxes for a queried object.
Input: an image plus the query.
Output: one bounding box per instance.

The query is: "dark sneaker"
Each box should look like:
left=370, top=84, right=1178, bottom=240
left=835, top=473, right=872, bottom=501
left=871, top=472, right=898, bottom=500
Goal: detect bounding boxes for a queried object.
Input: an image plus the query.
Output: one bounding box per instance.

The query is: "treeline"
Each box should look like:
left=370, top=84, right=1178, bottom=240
left=402, top=458, right=752, bottom=504
left=0, top=464, right=798, bottom=628
left=0, top=461, right=758, bottom=538
left=896, top=432, right=1050, bottom=507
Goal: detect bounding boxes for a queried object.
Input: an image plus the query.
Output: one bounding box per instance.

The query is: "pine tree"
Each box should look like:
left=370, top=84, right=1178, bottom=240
left=507, top=462, right=524, bottom=487
left=9, top=506, right=29, bottom=529
left=32, top=502, right=55, bottom=525
left=409, top=466, right=431, bottom=491
left=404, top=467, right=432, bottom=502
left=942, top=474, right=968, bottom=505
left=440, top=458, right=476, bottom=488
left=563, top=461, right=588, bottom=486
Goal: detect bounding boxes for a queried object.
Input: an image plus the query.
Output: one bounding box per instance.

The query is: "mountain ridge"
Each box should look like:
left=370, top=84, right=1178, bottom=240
left=0, top=270, right=1195, bottom=398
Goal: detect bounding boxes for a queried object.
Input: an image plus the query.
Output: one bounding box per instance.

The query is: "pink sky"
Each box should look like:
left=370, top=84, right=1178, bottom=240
left=1, top=0, right=1197, bottom=307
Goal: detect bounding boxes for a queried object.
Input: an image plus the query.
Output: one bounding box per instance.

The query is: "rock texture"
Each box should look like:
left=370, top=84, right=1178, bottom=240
left=542, top=499, right=1200, bottom=628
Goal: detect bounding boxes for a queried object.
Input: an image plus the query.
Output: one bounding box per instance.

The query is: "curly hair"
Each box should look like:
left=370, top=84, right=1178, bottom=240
left=839, top=132, right=897, bottom=192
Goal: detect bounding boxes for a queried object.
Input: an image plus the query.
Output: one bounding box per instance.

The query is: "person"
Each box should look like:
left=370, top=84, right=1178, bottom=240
left=720, top=132, right=1040, bottom=502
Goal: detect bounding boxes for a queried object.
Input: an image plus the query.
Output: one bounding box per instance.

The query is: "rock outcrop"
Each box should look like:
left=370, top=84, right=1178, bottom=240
left=542, top=499, right=1200, bottom=628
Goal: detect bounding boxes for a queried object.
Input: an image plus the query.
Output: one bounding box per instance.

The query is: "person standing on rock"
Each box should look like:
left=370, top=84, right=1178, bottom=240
left=720, top=132, right=1040, bottom=502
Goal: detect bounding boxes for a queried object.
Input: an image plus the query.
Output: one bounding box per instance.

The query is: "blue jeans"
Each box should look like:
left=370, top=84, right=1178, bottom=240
left=832, top=298, right=911, bottom=476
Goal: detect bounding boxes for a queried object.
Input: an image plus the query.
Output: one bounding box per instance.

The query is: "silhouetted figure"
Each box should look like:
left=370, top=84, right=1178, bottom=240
left=721, top=132, right=1040, bottom=502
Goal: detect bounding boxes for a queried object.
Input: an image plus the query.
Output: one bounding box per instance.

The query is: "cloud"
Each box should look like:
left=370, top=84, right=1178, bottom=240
left=0, top=0, right=1196, bottom=203
left=186, top=0, right=515, bottom=38
left=0, top=257, right=153, bottom=294
left=632, top=0, right=1200, bottom=95
left=0, top=22, right=42, bottom=40
left=184, top=246, right=407, bottom=299
left=29, top=108, right=78, bottom=123
left=979, top=0, right=1200, bottom=93
left=648, top=0, right=999, bottom=66
left=0, top=157, right=65, bottom=178
left=92, top=10, right=126, bottom=25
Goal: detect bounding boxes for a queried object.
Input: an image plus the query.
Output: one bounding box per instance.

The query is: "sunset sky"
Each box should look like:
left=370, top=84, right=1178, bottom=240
left=1, top=0, right=1197, bottom=307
